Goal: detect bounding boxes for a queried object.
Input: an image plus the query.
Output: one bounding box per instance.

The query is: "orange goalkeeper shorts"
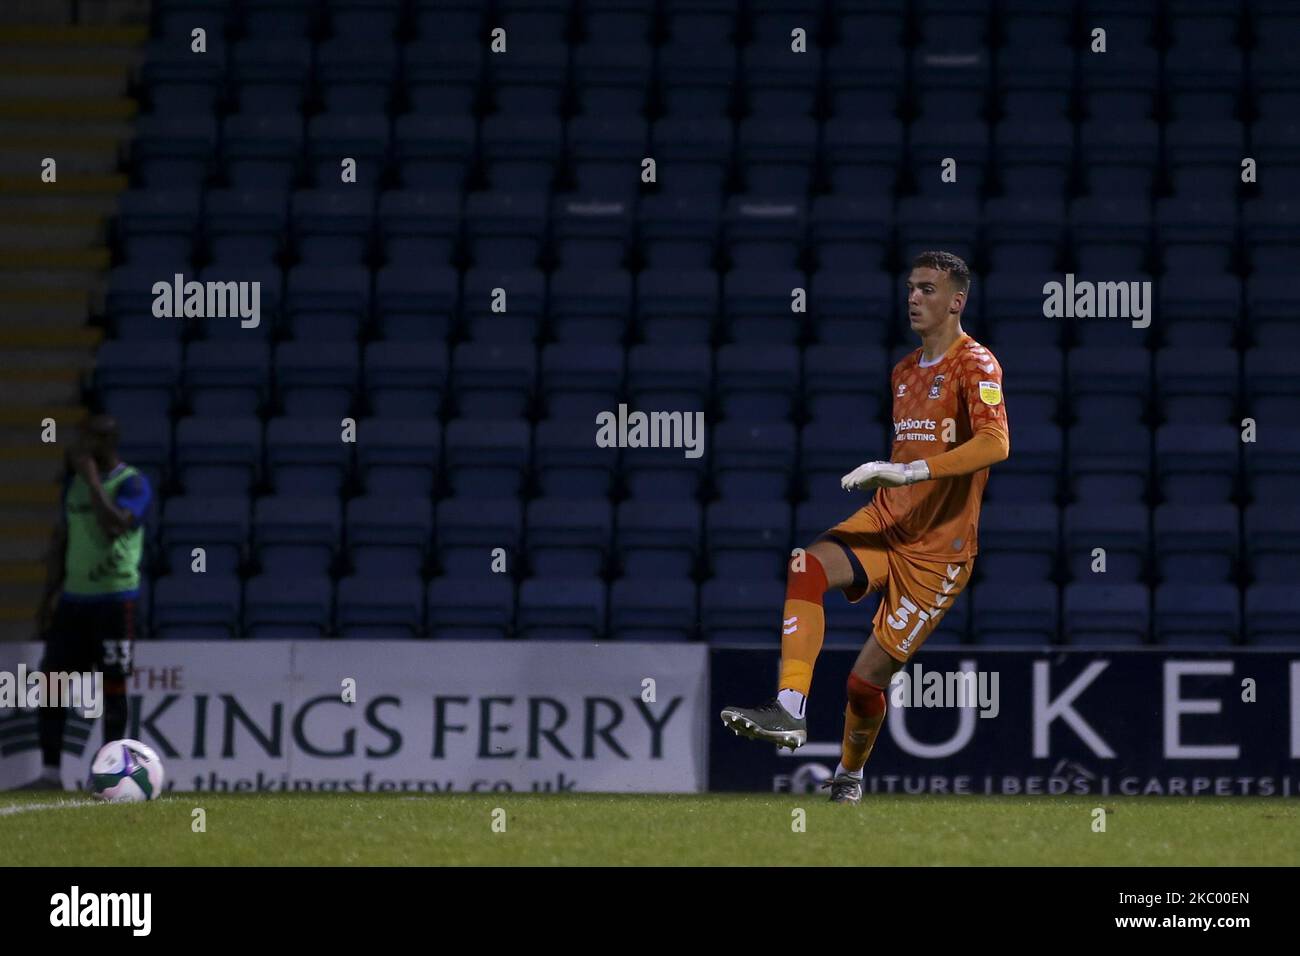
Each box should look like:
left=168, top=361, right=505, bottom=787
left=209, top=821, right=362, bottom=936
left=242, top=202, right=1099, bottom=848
left=818, top=505, right=974, bottom=662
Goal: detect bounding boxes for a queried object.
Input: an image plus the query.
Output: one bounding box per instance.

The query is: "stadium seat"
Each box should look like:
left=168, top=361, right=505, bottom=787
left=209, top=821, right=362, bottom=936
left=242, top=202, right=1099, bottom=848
left=275, top=342, right=359, bottom=419
left=266, top=418, right=354, bottom=496
left=243, top=574, right=333, bottom=639
left=706, top=500, right=790, bottom=580
left=1153, top=505, right=1239, bottom=584
left=252, top=496, right=341, bottom=576
left=357, top=418, right=441, bottom=496
left=185, top=342, right=271, bottom=417
left=702, top=578, right=785, bottom=644
left=1244, top=585, right=1300, bottom=645
left=525, top=499, right=613, bottom=578
left=1153, top=584, right=1239, bottom=646
left=517, top=578, right=607, bottom=641
left=346, top=495, right=431, bottom=578
left=160, top=496, right=249, bottom=576
left=175, top=417, right=262, bottom=494
left=534, top=421, right=618, bottom=499
left=337, top=576, right=424, bottom=640
left=615, top=500, right=701, bottom=579
left=1064, top=504, right=1150, bottom=584
left=435, top=498, right=523, bottom=578
left=428, top=577, right=514, bottom=640
left=971, top=583, right=1059, bottom=646
left=153, top=574, right=242, bottom=640
left=1063, top=584, right=1149, bottom=645
left=95, top=342, right=180, bottom=419
left=610, top=579, right=698, bottom=642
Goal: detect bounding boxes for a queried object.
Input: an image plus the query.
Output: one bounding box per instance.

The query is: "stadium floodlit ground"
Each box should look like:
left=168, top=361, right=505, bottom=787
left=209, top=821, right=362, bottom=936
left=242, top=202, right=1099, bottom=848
left=2, top=792, right=1295, bottom=867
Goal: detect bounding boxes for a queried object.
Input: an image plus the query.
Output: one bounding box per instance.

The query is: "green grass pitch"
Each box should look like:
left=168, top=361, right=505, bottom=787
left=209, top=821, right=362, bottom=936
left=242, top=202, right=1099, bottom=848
left=2, top=792, right=1296, bottom=866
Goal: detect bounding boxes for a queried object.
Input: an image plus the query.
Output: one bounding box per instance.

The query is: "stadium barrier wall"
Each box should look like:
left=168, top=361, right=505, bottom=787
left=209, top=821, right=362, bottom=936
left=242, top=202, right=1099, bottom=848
left=0, top=642, right=709, bottom=793
left=711, top=647, right=1300, bottom=796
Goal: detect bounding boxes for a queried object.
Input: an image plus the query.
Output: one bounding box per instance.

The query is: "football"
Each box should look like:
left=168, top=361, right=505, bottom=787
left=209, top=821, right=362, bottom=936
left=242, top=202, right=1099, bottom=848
left=87, top=739, right=165, bottom=803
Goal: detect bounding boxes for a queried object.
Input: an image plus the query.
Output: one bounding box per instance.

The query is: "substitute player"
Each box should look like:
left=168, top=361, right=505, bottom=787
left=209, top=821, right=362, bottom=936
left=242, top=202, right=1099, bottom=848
left=20, top=415, right=152, bottom=790
left=720, top=251, right=1010, bottom=804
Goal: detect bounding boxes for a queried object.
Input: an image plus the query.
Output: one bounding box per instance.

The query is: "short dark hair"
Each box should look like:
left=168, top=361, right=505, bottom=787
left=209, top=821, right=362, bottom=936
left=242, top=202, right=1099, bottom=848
left=911, top=251, right=971, bottom=294
left=83, top=414, right=120, bottom=446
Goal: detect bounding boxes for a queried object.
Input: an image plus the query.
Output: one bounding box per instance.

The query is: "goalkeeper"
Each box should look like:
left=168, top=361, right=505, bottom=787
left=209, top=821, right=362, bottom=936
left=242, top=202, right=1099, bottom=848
left=720, top=252, right=1010, bottom=804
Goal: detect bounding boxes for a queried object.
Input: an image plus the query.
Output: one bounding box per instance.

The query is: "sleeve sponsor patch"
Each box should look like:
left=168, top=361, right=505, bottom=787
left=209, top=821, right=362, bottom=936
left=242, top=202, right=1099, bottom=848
left=978, top=380, right=1002, bottom=406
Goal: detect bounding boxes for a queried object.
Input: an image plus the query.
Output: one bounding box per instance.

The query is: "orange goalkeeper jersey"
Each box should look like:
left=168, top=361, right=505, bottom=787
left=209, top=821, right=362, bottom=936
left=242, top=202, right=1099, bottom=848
left=867, top=332, right=1010, bottom=563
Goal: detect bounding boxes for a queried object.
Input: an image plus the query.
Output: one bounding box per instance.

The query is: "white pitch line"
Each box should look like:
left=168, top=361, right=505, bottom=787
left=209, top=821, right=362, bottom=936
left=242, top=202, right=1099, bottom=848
left=0, top=798, right=100, bottom=816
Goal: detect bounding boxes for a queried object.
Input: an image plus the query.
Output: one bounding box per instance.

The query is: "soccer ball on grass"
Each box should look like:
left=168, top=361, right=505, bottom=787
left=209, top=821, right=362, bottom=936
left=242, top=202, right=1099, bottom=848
left=88, top=738, right=164, bottom=802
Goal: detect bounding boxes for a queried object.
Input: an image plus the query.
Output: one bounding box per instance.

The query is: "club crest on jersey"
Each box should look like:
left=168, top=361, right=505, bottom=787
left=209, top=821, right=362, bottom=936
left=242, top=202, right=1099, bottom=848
left=928, top=374, right=945, bottom=399
left=897, top=382, right=907, bottom=397
left=978, top=380, right=1002, bottom=406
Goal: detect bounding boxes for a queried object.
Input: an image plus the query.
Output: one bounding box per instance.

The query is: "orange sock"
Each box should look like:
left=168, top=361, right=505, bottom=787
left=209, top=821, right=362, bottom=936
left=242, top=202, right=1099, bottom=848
left=777, top=553, right=829, bottom=696
left=840, top=672, right=887, bottom=772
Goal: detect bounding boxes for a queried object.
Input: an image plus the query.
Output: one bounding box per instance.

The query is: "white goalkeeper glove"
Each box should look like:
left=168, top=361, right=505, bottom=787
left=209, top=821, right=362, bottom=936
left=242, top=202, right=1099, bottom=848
left=840, top=460, right=931, bottom=491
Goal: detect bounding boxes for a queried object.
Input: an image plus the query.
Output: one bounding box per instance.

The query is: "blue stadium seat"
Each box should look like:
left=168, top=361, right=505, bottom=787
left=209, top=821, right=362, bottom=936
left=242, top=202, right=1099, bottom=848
left=463, top=191, right=549, bottom=271
left=1243, top=425, right=1300, bottom=505
left=540, top=344, right=623, bottom=420
left=1080, top=41, right=1158, bottom=120
left=741, top=38, right=820, bottom=118
left=252, top=496, right=341, bottom=576
left=997, top=41, right=1074, bottom=122
left=1063, top=583, right=1149, bottom=645
left=402, top=40, right=482, bottom=114
left=435, top=498, right=522, bottom=577
left=1068, top=347, right=1150, bottom=424
left=610, top=579, right=698, bottom=642
left=266, top=417, right=353, bottom=495
left=801, top=423, right=880, bottom=502
left=1154, top=584, right=1239, bottom=646
left=357, top=418, right=440, bottom=495
left=908, top=121, right=988, bottom=198
left=574, top=43, right=653, bottom=116
left=481, top=116, right=563, bottom=195
left=116, top=418, right=172, bottom=494
left=374, top=265, right=457, bottom=342
left=517, top=578, right=606, bottom=640
left=971, top=582, right=1059, bottom=646
left=1244, top=585, right=1300, bottom=646
left=317, top=38, right=397, bottom=113
left=736, top=117, right=818, bottom=195
left=525, top=498, right=613, bottom=578
left=486, top=42, right=568, bottom=117
left=808, top=269, right=893, bottom=344
left=569, top=115, right=650, bottom=197
left=713, top=422, right=796, bottom=500
left=243, top=574, right=333, bottom=639
left=702, top=578, right=784, bottom=643
left=1154, top=505, right=1238, bottom=584
left=1244, top=350, right=1300, bottom=427
left=230, top=37, right=311, bottom=114
left=615, top=500, right=701, bottom=579
left=284, top=265, right=371, bottom=341
left=976, top=503, right=1059, bottom=586
left=980, top=272, right=1064, bottom=347
left=185, top=342, right=270, bottom=417
left=337, top=576, right=424, bottom=640
left=627, top=344, right=710, bottom=412
left=534, top=421, right=618, bottom=499
left=443, top=419, right=530, bottom=498
left=275, top=342, right=359, bottom=418
left=984, top=198, right=1064, bottom=275
left=1247, top=276, right=1299, bottom=347
left=1165, top=121, right=1243, bottom=199
left=1156, top=198, right=1237, bottom=275
left=244, top=0, right=317, bottom=37
left=706, top=500, right=790, bottom=580
left=552, top=193, right=634, bottom=269
left=1244, top=505, right=1300, bottom=584
left=204, top=189, right=288, bottom=267
left=175, top=417, right=262, bottom=494
left=428, top=577, right=513, bottom=640
left=461, top=266, right=546, bottom=342
left=306, top=114, right=389, bottom=191
left=723, top=197, right=806, bottom=272
left=548, top=268, right=634, bottom=344
left=1079, top=120, right=1160, bottom=198
left=1157, top=274, right=1239, bottom=347
left=897, top=197, right=980, bottom=267
left=140, top=42, right=223, bottom=116
left=222, top=113, right=304, bottom=190
left=656, top=41, right=736, bottom=117
left=160, top=496, right=248, bottom=576
left=290, top=189, right=375, bottom=266
left=640, top=193, right=724, bottom=272
left=802, top=344, right=888, bottom=425
left=822, top=116, right=904, bottom=197
left=95, top=342, right=180, bottom=419
left=346, top=495, right=431, bottom=577
left=1064, top=504, right=1149, bottom=583
left=378, top=191, right=459, bottom=266
left=722, top=268, right=807, bottom=344
left=1155, top=425, right=1239, bottom=504
left=648, top=121, right=731, bottom=200
left=393, top=115, right=475, bottom=191
left=153, top=574, right=241, bottom=640
left=716, top=344, right=799, bottom=422
left=986, top=423, right=1061, bottom=502
left=117, top=189, right=200, bottom=267
left=1155, top=348, right=1237, bottom=424
left=451, top=343, right=535, bottom=419
left=635, top=269, right=719, bottom=344
left=194, top=264, right=282, bottom=341
left=1068, top=423, right=1150, bottom=504
left=364, top=342, right=447, bottom=418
